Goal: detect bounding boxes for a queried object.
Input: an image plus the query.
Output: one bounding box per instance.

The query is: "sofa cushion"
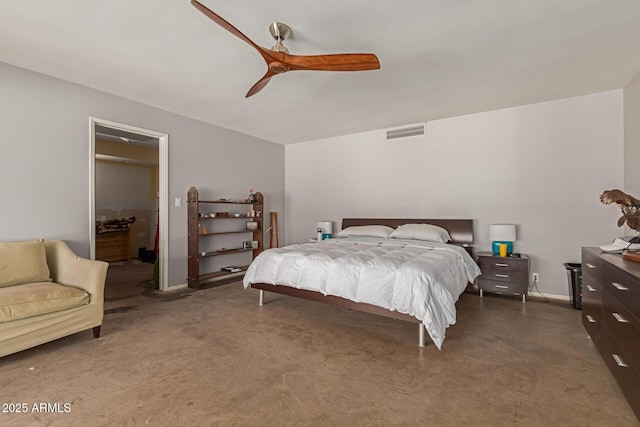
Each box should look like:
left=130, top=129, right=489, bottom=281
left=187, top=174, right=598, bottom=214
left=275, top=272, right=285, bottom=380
left=0, top=240, right=52, bottom=288
left=0, top=282, right=89, bottom=322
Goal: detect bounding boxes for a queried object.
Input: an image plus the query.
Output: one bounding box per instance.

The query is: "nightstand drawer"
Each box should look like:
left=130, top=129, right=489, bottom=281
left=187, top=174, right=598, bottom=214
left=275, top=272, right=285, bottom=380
left=478, top=279, right=528, bottom=295
left=477, top=256, right=528, bottom=272
left=480, top=271, right=527, bottom=284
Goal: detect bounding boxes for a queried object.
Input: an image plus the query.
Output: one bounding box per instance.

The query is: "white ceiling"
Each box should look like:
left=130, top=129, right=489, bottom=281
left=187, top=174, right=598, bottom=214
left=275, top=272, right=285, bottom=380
left=2, top=0, right=640, bottom=144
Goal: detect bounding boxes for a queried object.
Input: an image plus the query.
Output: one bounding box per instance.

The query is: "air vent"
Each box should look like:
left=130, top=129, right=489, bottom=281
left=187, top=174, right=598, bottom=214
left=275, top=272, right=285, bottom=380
left=386, top=124, right=425, bottom=140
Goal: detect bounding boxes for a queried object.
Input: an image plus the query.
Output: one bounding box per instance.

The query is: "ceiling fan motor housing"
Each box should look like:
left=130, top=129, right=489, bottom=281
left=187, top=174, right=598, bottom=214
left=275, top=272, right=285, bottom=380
left=269, top=22, right=291, bottom=54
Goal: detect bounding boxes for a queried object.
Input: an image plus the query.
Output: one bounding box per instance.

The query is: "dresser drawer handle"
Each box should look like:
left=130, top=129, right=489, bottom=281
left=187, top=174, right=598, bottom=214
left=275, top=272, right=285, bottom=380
left=612, top=354, right=628, bottom=368
left=495, top=285, right=509, bottom=289
left=612, top=282, right=628, bottom=291
left=495, top=263, right=509, bottom=267
left=612, top=312, right=629, bottom=323
left=586, top=263, right=597, bottom=269
left=585, top=314, right=596, bottom=323
left=495, top=274, right=509, bottom=278
left=585, top=285, right=596, bottom=292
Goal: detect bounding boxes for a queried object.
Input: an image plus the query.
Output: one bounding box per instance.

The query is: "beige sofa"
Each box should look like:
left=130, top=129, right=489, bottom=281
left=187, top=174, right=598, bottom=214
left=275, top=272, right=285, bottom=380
left=0, top=239, right=108, bottom=357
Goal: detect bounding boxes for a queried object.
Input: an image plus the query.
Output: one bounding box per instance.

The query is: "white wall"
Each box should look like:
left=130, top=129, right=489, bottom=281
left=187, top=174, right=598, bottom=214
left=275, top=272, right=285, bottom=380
left=624, top=71, right=640, bottom=197
left=285, top=91, right=624, bottom=297
left=0, top=62, right=284, bottom=288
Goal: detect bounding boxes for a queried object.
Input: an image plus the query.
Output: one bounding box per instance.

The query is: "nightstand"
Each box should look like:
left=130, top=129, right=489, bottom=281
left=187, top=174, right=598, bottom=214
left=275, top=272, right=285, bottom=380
left=476, top=252, right=529, bottom=303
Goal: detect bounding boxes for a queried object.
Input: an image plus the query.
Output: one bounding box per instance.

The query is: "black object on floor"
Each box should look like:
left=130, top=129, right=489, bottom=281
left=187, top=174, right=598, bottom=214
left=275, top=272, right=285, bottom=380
left=564, top=262, right=582, bottom=310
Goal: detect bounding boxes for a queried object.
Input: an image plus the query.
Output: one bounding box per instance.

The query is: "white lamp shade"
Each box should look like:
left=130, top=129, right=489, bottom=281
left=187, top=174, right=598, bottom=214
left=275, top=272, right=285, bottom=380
left=489, top=224, right=516, bottom=241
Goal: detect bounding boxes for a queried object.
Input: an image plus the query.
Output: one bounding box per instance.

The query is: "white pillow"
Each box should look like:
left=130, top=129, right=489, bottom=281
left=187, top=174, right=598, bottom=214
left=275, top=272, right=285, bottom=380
left=337, top=225, right=394, bottom=238
left=389, top=223, right=451, bottom=243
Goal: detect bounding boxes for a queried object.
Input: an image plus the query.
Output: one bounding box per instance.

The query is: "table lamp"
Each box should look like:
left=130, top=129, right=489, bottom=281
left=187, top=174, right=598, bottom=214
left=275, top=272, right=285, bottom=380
left=317, top=221, right=333, bottom=241
left=489, top=224, right=516, bottom=256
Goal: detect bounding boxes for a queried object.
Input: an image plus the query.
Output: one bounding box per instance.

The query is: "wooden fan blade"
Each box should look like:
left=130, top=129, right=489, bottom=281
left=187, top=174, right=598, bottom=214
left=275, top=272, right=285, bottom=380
left=246, top=70, right=277, bottom=98
left=191, top=0, right=277, bottom=64
left=283, top=53, right=380, bottom=72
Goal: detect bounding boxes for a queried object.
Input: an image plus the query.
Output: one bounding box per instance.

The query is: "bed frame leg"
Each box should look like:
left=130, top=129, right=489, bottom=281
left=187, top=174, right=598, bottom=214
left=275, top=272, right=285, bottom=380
left=418, top=324, right=425, bottom=347
left=259, top=289, right=264, bottom=306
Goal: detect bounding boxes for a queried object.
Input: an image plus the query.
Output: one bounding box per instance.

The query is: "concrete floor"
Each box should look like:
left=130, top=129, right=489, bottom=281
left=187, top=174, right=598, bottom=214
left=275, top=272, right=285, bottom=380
left=0, top=262, right=637, bottom=426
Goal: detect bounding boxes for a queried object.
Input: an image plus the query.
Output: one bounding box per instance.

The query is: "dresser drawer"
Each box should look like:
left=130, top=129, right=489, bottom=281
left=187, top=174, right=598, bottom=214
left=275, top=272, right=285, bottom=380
left=602, top=334, right=640, bottom=420
left=605, top=264, right=640, bottom=315
left=603, top=291, right=640, bottom=371
left=478, top=279, right=528, bottom=295
left=582, top=275, right=602, bottom=319
left=582, top=310, right=603, bottom=351
left=477, top=256, right=528, bottom=273
left=582, top=250, right=603, bottom=285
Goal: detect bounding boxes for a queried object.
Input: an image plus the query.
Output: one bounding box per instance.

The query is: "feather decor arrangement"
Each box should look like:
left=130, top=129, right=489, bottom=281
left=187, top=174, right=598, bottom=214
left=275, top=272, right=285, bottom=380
left=600, top=189, right=640, bottom=262
left=600, top=189, right=640, bottom=233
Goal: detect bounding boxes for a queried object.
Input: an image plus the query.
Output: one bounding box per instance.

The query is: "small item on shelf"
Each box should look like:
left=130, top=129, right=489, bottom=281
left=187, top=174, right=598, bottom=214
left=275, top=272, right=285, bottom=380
left=248, top=188, right=255, bottom=203
left=256, top=210, right=261, bottom=217
left=216, top=212, right=229, bottom=218
left=243, top=241, right=252, bottom=249
left=251, top=240, right=258, bottom=248
left=246, top=221, right=258, bottom=230
left=201, top=224, right=207, bottom=234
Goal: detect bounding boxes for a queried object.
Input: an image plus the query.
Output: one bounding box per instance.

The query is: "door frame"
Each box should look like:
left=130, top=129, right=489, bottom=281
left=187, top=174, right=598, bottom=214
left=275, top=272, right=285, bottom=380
left=89, top=117, right=170, bottom=291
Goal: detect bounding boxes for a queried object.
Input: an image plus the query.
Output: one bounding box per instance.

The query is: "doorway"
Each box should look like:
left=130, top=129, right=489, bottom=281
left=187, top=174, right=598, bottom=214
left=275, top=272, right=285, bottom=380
left=89, top=117, right=169, bottom=291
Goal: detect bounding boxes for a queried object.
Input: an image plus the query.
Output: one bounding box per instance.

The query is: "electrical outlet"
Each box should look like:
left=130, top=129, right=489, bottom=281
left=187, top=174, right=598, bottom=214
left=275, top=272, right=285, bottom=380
left=532, top=273, right=539, bottom=283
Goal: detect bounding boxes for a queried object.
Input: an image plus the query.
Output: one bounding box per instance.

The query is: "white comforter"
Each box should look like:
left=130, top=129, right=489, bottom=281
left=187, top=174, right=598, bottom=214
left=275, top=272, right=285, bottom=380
left=243, top=237, right=481, bottom=349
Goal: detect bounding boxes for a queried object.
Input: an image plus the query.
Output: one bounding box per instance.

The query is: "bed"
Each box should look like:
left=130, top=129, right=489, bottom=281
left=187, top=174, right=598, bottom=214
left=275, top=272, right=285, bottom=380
left=242, top=218, right=480, bottom=349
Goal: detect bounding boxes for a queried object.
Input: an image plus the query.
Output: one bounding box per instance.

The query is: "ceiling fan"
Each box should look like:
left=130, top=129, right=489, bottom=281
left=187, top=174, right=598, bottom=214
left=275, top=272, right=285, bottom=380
left=191, top=0, right=381, bottom=97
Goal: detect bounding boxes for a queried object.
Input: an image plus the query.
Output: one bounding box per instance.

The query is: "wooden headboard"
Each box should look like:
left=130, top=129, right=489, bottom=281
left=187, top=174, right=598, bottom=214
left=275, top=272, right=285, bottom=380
left=341, top=218, right=474, bottom=250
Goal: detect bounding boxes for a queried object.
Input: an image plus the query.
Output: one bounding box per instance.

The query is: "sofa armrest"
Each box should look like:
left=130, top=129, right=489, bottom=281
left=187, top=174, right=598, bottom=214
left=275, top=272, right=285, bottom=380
left=43, top=240, right=108, bottom=305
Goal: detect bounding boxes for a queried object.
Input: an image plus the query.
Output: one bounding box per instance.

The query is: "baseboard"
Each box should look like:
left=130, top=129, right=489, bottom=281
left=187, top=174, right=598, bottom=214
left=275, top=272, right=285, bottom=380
left=527, top=291, right=571, bottom=302
left=164, top=283, right=189, bottom=292
left=471, top=284, right=572, bottom=303
left=165, top=272, right=245, bottom=292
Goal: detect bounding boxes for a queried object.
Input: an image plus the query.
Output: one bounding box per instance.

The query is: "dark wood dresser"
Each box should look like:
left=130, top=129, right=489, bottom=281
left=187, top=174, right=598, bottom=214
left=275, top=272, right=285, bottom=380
left=582, top=247, right=640, bottom=420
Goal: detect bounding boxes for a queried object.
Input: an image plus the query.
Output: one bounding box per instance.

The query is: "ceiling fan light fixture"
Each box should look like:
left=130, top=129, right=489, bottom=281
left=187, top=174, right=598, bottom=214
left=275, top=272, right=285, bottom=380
left=271, top=40, right=289, bottom=54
